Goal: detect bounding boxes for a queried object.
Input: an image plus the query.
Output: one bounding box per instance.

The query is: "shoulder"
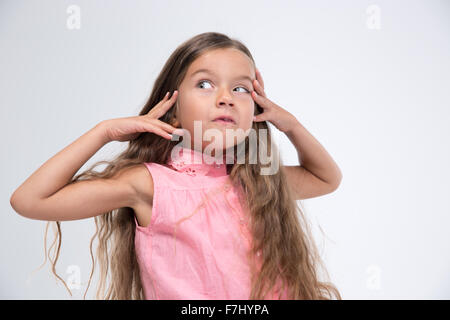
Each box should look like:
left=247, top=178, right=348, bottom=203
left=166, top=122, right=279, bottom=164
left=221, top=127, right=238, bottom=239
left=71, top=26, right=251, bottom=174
left=111, top=163, right=155, bottom=208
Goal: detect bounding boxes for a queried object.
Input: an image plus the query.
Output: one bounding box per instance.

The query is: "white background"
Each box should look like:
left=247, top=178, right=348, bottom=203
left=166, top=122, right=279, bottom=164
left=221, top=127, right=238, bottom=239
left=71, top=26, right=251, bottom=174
left=1, top=0, right=449, bottom=299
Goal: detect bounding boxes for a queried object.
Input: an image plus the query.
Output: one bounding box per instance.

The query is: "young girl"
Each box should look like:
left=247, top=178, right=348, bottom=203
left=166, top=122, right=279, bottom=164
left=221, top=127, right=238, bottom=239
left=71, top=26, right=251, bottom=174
left=10, top=32, right=343, bottom=300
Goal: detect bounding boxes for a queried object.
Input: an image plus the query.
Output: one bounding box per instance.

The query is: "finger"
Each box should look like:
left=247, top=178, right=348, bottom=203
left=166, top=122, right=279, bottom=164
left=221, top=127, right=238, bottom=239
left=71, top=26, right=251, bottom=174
left=145, top=122, right=173, bottom=140
left=158, top=91, right=171, bottom=105
left=144, top=118, right=182, bottom=135
left=253, top=79, right=266, bottom=98
left=255, top=68, right=265, bottom=90
left=149, top=121, right=184, bottom=140
left=150, top=90, right=179, bottom=119
left=158, top=94, right=179, bottom=120
left=157, top=119, right=184, bottom=135
left=161, top=90, right=178, bottom=110
left=253, top=112, right=269, bottom=123
left=146, top=91, right=170, bottom=116
left=251, top=90, right=270, bottom=108
left=167, top=90, right=178, bottom=100
left=156, top=90, right=177, bottom=107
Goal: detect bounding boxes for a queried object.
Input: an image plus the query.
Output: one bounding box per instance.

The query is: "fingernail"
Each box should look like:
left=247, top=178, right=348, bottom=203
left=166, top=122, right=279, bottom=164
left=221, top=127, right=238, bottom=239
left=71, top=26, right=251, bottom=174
left=173, top=129, right=185, bottom=136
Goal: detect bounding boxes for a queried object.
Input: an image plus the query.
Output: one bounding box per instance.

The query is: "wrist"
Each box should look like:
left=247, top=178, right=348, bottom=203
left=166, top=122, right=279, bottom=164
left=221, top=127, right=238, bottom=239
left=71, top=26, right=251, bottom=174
left=94, top=121, right=112, bottom=145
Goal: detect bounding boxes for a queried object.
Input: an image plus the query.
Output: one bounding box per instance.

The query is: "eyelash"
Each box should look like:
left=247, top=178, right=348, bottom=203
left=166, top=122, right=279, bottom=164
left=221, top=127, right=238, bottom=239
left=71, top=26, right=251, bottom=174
left=196, top=80, right=250, bottom=93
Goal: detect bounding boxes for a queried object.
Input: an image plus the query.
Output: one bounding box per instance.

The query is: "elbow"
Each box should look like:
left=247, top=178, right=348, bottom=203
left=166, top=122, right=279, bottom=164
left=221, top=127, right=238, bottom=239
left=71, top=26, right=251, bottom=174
left=10, top=190, right=19, bottom=211
left=10, top=194, right=23, bottom=217
left=10, top=192, right=25, bottom=217
left=328, top=172, right=343, bottom=192
left=10, top=191, right=34, bottom=219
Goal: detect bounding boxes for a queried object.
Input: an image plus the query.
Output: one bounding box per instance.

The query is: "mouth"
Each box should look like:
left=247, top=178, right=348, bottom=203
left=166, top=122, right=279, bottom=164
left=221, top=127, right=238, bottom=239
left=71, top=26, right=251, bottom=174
left=212, top=116, right=236, bottom=125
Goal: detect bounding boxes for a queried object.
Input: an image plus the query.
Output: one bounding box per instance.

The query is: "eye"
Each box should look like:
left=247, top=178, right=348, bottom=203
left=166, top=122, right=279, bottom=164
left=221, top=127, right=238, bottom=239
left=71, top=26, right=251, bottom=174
left=197, top=80, right=250, bottom=93
left=235, top=86, right=250, bottom=93
left=197, top=80, right=213, bottom=89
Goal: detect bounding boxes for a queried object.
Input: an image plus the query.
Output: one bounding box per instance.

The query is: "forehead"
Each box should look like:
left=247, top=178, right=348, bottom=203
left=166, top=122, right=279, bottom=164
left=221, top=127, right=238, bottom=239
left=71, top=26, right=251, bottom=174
left=186, top=48, right=255, bottom=79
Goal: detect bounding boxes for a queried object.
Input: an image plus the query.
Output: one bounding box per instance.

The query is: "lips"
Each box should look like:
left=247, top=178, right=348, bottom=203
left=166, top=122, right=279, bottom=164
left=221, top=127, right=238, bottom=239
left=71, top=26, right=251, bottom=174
left=212, top=115, right=236, bottom=124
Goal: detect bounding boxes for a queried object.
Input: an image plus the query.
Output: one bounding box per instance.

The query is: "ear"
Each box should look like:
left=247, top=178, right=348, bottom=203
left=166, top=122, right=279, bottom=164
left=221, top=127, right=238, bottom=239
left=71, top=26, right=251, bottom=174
left=171, top=118, right=181, bottom=128
left=170, top=102, right=181, bottom=128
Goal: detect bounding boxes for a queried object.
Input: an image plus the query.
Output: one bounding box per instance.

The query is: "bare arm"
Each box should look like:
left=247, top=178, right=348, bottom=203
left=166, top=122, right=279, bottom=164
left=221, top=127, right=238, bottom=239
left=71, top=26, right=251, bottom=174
left=12, top=122, right=109, bottom=201
left=250, top=68, right=342, bottom=201
left=9, top=91, right=182, bottom=221
left=283, top=120, right=343, bottom=200
left=9, top=122, right=139, bottom=220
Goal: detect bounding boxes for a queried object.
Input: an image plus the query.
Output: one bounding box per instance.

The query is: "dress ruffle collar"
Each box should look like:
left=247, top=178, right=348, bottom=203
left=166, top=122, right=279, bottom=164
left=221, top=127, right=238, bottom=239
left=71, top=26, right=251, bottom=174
left=167, top=145, right=233, bottom=177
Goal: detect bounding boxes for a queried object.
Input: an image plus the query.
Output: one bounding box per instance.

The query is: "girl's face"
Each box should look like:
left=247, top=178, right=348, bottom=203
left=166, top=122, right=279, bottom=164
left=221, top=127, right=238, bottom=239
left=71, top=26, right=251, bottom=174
left=175, top=48, right=256, bottom=152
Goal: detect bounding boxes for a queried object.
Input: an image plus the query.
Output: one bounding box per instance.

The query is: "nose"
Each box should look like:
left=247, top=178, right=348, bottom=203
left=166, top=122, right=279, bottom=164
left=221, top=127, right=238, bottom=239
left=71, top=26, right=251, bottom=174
left=216, top=88, right=234, bottom=108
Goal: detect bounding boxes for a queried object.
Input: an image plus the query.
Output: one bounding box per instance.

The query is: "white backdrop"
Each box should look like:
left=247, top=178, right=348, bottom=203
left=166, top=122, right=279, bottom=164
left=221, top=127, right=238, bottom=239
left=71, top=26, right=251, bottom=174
left=1, top=0, right=449, bottom=299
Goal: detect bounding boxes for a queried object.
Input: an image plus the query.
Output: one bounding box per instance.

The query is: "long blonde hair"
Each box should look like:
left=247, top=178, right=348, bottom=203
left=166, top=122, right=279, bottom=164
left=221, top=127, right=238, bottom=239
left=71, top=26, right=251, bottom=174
left=37, top=32, right=341, bottom=300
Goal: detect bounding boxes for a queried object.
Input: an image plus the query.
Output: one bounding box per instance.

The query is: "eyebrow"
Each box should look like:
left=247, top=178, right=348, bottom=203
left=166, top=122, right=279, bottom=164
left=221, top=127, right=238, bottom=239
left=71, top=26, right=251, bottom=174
left=190, top=68, right=253, bottom=83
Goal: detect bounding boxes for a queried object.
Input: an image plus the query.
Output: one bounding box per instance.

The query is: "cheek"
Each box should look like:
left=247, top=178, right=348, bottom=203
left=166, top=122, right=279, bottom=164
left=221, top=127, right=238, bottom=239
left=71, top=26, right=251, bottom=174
left=235, top=118, right=254, bottom=139
left=177, top=93, right=197, bottom=121
left=241, top=104, right=256, bottom=126
left=180, top=91, right=206, bottom=110
left=176, top=97, right=210, bottom=133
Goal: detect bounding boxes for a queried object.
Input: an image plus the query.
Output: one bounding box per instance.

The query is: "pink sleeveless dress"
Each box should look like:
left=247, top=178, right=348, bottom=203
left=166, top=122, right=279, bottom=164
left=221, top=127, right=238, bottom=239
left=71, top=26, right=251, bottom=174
left=134, top=145, right=288, bottom=299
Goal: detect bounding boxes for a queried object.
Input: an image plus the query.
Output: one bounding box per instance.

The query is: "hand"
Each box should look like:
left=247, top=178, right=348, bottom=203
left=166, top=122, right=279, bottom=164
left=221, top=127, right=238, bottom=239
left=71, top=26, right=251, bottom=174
left=101, top=91, right=184, bottom=142
left=251, top=68, right=299, bottom=133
